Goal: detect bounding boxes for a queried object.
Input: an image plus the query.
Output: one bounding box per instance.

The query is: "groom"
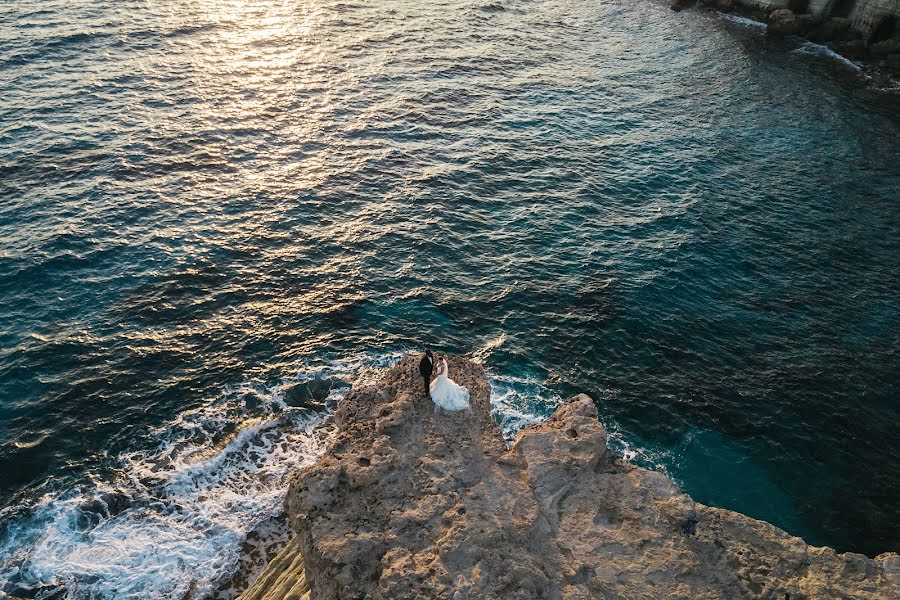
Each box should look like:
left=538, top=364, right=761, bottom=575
left=419, top=349, right=434, bottom=399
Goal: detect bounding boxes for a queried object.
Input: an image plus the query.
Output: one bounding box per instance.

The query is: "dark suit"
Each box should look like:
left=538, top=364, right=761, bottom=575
left=419, top=352, right=434, bottom=398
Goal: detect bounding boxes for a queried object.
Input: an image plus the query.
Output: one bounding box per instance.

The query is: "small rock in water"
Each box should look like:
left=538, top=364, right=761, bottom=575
left=283, top=378, right=337, bottom=410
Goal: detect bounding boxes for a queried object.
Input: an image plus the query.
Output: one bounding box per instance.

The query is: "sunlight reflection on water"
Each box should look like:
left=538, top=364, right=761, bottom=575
left=1, top=0, right=899, bottom=596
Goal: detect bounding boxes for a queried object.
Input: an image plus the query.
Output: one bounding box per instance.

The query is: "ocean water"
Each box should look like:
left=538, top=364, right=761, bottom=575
left=1, top=0, right=898, bottom=597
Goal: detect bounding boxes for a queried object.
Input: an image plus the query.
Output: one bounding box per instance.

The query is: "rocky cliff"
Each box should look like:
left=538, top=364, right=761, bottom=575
left=239, top=355, right=899, bottom=600
left=673, top=0, right=900, bottom=75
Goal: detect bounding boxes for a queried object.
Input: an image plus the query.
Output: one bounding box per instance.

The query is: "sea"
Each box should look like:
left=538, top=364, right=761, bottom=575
left=1, top=0, right=898, bottom=597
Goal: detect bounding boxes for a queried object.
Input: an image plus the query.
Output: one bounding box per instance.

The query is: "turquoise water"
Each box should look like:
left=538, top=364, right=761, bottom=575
left=1, top=0, right=899, bottom=597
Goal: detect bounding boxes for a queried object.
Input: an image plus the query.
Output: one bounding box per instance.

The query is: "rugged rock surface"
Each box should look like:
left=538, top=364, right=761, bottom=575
left=849, top=0, right=900, bottom=41
left=676, top=0, right=900, bottom=78
left=806, top=16, right=857, bottom=41
left=240, top=355, right=899, bottom=600
left=733, top=0, right=899, bottom=39
left=768, top=9, right=814, bottom=34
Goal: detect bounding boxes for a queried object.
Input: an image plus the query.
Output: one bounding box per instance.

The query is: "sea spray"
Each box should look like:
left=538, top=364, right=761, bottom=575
left=0, top=350, right=668, bottom=599
left=485, top=369, right=674, bottom=477
left=0, top=359, right=347, bottom=599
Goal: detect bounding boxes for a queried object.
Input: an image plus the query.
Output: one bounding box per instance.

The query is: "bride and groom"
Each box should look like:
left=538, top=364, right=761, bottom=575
left=419, top=349, right=470, bottom=412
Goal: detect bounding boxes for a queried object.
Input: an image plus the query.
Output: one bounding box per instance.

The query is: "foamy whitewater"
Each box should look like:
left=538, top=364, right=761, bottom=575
left=0, top=352, right=661, bottom=599
left=0, top=354, right=376, bottom=599
left=717, top=14, right=885, bottom=78
left=793, top=41, right=863, bottom=71
left=3, top=0, right=899, bottom=589
left=717, top=12, right=768, bottom=30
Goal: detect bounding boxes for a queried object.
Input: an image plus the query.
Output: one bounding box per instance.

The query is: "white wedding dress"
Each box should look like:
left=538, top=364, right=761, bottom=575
left=430, top=359, right=470, bottom=412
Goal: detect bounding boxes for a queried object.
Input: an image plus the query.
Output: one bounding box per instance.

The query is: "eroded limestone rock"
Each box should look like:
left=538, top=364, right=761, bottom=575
left=240, top=355, right=899, bottom=600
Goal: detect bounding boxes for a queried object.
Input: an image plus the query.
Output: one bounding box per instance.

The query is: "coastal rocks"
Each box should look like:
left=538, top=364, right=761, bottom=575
left=677, top=0, right=900, bottom=76
left=732, top=0, right=791, bottom=13
left=871, top=37, right=900, bottom=53
left=851, top=0, right=900, bottom=41
left=696, top=0, right=738, bottom=12
left=836, top=38, right=872, bottom=57
left=670, top=0, right=695, bottom=13
left=806, top=16, right=860, bottom=41
left=768, top=8, right=815, bottom=35
left=238, top=537, right=310, bottom=600
left=240, top=355, right=900, bottom=600
left=757, top=0, right=900, bottom=43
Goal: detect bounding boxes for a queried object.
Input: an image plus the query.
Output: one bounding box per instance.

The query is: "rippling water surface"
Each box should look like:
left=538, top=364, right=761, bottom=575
left=1, top=0, right=899, bottom=597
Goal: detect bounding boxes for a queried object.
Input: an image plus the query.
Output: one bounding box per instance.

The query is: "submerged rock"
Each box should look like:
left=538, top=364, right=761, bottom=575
left=240, top=355, right=899, bottom=599
left=283, top=378, right=339, bottom=410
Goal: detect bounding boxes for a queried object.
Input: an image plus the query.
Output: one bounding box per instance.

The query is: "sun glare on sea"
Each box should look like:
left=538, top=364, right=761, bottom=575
left=145, top=0, right=340, bottom=191
left=190, top=0, right=321, bottom=80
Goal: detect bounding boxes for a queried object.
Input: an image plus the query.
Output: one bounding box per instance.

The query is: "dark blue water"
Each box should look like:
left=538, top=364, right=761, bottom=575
left=1, top=0, right=898, bottom=597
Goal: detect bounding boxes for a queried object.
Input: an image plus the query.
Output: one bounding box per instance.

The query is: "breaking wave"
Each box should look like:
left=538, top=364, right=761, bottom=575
left=0, top=351, right=664, bottom=599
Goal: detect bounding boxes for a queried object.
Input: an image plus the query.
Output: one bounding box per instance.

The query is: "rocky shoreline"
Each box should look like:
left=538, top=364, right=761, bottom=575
left=239, top=355, right=899, bottom=599
left=670, top=0, right=900, bottom=80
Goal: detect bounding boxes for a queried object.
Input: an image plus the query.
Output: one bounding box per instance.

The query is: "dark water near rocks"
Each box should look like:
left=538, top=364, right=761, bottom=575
left=1, top=0, right=898, bottom=596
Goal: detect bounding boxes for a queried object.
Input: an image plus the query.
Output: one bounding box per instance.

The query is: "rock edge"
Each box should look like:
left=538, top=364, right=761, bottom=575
left=240, top=355, right=899, bottom=600
left=671, top=0, right=900, bottom=79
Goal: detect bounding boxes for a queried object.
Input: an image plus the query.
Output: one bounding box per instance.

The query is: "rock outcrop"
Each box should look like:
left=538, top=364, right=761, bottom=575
left=768, top=8, right=816, bottom=34
left=676, top=0, right=900, bottom=76
left=240, top=355, right=899, bottom=600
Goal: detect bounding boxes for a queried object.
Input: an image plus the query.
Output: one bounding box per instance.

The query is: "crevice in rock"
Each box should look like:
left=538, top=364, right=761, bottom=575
left=789, top=0, right=810, bottom=14
left=240, top=355, right=899, bottom=600
left=830, top=0, right=856, bottom=19
left=871, top=15, right=898, bottom=43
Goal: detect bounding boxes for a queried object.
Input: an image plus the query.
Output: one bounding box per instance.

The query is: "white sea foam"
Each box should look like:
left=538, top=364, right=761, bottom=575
left=604, top=421, right=675, bottom=476
left=0, top=353, right=404, bottom=600
left=0, top=350, right=665, bottom=599
left=793, top=41, right=862, bottom=71
left=486, top=372, right=563, bottom=441
left=485, top=370, right=672, bottom=478
left=718, top=12, right=767, bottom=30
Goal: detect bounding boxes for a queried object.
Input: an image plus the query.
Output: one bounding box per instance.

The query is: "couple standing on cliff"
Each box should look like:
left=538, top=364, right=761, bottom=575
left=419, top=350, right=470, bottom=413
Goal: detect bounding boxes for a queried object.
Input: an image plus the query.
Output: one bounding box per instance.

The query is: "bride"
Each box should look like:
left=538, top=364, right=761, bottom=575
left=429, top=357, right=470, bottom=412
